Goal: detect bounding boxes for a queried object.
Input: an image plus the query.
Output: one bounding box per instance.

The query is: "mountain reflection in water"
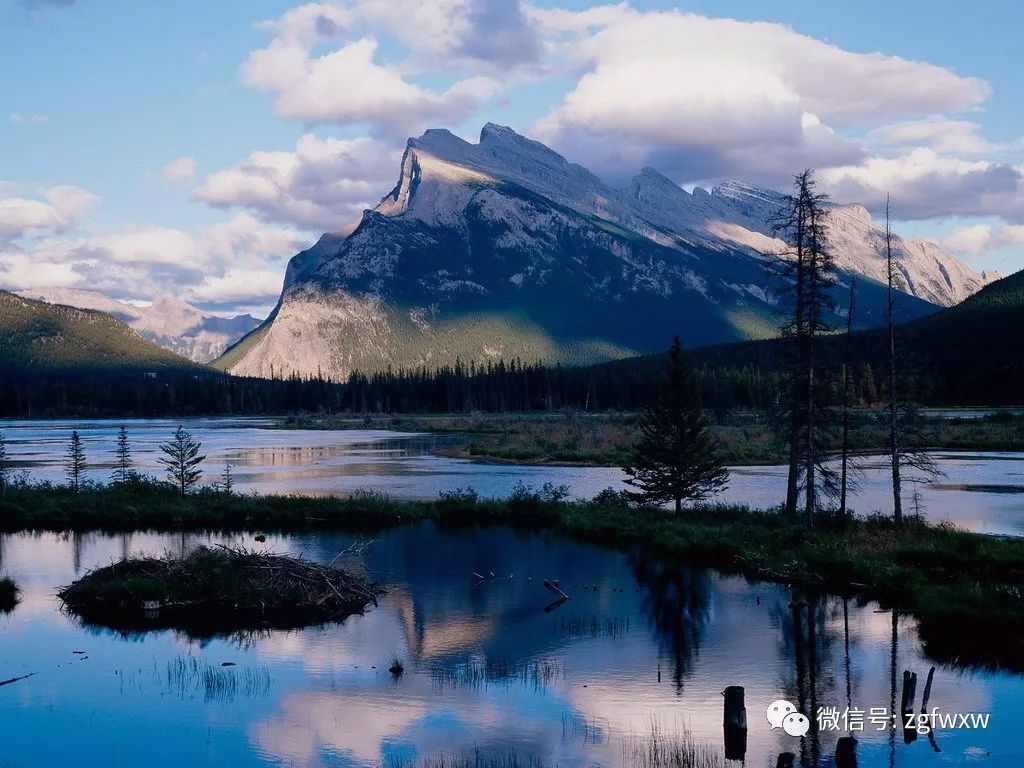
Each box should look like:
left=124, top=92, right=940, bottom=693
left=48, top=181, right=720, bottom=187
left=0, top=523, right=1017, bottom=766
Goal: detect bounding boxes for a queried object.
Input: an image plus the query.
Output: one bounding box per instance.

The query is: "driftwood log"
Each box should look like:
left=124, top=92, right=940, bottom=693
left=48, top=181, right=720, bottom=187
left=543, top=579, right=569, bottom=600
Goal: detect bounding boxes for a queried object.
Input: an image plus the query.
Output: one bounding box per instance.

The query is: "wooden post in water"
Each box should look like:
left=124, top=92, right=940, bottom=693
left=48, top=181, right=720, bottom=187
left=775, top=753, right=795, bottom=768
left=901, top=670, right=918, bottom=713
left=835, top=736, right=858, bottom=768
left=901, top=670, right=919, bottom=744
left=920, top=666, right=935, bottom=712
left=722, top=685, right=747, bottom=760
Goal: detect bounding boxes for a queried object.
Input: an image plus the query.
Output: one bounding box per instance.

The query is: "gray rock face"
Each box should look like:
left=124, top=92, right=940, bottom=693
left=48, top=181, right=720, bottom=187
left=220, top=124, right=996, bottom=380
left=17, top=288, right=261, bottom=363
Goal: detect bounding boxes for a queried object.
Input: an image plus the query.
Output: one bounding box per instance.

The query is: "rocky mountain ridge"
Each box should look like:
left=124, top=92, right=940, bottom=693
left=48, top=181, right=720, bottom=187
left=218, top=124, right=996, bottom=380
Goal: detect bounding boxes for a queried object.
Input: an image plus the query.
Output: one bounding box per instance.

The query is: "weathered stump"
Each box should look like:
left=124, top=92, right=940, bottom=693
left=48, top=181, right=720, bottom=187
left=722, top=685, right=747, bottom=760
left=835, top=735, right=858, bottom=768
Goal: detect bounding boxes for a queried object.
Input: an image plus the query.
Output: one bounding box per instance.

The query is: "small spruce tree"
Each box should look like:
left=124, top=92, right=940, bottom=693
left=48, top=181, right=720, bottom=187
left=158, top=426, right=206, bottom=497
left=623, top=337, right=728, bottom=513
left=65, top=430, right=87, bottom=493
left=220, top=460, right=234, bottom=496
left=111, top=425, right=134, bottom=485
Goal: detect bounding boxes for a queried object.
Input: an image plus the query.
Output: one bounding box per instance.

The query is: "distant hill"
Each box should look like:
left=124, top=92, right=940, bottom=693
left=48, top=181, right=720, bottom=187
left=0, top=291, right=202, bottom=373
left=16, top=287, right=261, bottom=363
left=691, top=269, right=1024, bottom=404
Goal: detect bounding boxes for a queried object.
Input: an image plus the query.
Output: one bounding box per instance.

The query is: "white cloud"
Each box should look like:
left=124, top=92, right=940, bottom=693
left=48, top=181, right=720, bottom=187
left=531, top=7, right=990, bottom=185
left=162, top=156, right=197, bottom=184
left=358, top=0, right=543, bottom=68
left=865, top=116, right=1024, bottom=158
left=65, top=228, right=202, bottom=267
left=190, top=267, right=287, bottom=306
left=0, top=184, right=99, bottom=239
left=9, top=112, right=48, bottom=125
left=243, top=27, right=499, bottom=134
left=194, top=133, right=400, bottom=230
left=942, top=223, right=1024, bottom=257
left=1, top=214, right=308, bottom=310
left=821, top=150, right=1024, bottom=222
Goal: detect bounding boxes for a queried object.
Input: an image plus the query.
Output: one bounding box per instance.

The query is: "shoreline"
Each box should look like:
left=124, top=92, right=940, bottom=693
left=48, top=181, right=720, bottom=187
left=2, top=481, right=1023, bottom=670
left=273, top=411, right=1024, bottom=468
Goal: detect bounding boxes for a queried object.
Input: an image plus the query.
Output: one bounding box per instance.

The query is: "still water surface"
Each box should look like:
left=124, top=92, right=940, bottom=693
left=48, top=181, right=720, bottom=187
left=0, top=525, right=1018, bottom=767
left=0, top=418, right=1022, bottom=766
left=2, top=418, right=1023, bottom=535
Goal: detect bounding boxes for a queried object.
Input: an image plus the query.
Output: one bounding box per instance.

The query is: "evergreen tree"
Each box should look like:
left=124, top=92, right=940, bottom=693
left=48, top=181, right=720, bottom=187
left=65, top=430, right=86, bottom=493
left=770, top=169, right=838, bottom=525
left=220, top=460, right=234, bottom=496
left=111, top=424, right=134, bottom=485
left=623, top=337, right=728, bottom=513
left=158, top=426, right=206, bottom=497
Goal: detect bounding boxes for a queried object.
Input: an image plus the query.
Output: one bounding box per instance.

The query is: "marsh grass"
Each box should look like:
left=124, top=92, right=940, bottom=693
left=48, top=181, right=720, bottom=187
left=382, top=721, right=723, bottom=768
left=430, top=657, right=563, bottom=692
left=554, top=615, right=631, bottom=640
left=164, top=656, right=271, bottom=702
left=385, top=754, right=544, bottom=768
left=624, top=721, right=726, bottom=768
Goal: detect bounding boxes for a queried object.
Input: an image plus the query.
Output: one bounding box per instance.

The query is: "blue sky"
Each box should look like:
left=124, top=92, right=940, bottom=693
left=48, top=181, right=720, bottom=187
left=2, top=0, right=1022, bottom=315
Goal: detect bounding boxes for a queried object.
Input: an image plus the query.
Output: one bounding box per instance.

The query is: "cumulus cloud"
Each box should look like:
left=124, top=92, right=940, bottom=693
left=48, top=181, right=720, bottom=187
left=942, top=223, right=1024, bottom=257
left=0, top=214, right=308, bottom=311
left=356, top=0, right=544, bottom=68
left=865, top=116, right=1004, bottom=157
left=531, top=7, right=990, bottom=185
left=241, top=1, right=518, bottom=134
left=162, top=156, right=197, bottom=184
left=0, top=184, right=99, bottom=240
left=193, top=134, right=400, bottom=230
left=820, top=150, right=1024, bottom=222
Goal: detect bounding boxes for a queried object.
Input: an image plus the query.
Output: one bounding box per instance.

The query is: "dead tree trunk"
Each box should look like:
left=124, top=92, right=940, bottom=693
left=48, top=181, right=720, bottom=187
left=885, top=197, right=904, bottom=528
left=839, top=280, right=856, bottom=522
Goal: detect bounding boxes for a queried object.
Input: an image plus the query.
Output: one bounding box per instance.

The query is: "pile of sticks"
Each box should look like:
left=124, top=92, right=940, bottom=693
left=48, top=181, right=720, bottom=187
left=58, top=545, right=384, bottom=626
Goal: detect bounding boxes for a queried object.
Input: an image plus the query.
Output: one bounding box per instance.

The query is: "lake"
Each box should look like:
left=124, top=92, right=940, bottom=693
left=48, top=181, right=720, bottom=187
left=0, top=525, right=1018, bottom=767
left=2, top=418, right=1024, bottom=535
left=0, top=418, right=1022, bottom=766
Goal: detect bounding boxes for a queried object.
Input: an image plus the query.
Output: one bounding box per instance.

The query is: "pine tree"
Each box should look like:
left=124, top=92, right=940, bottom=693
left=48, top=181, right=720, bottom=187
left=770, top=169, right=838, bottom=525
left=623, top=337, right=728, bottom=513
left=65, top=430, right=87, bottom=493
left=220, top=460, right=234, bottom=496
left=158, top=426, right=206, bottom=497
left=111, top=425, right=134, bottom=485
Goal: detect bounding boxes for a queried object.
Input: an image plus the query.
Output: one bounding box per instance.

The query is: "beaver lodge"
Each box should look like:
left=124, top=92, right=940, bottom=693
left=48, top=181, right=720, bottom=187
left=57, top=546, right=384, bottom=635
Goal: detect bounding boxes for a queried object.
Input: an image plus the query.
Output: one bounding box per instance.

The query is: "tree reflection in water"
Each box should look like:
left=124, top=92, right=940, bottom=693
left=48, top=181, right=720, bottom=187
left=630, top=550, right=713, bottom=693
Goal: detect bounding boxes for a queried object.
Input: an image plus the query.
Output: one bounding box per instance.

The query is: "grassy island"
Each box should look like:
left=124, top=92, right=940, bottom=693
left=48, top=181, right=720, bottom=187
left=57, top=546, right=383, bottom=635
